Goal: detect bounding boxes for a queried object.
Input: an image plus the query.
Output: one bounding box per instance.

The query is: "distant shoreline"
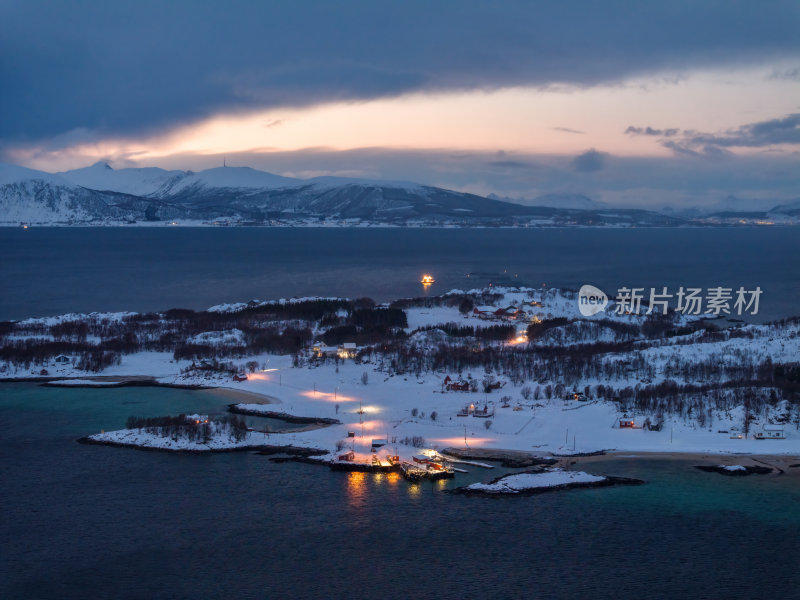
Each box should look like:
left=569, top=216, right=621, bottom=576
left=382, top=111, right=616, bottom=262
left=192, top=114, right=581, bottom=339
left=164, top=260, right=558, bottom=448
left=3, top=222, right=797, bottom=229
left=571, top=450, right=800, bottom=476
left=1, top=376, right=273, bottom=404
left=443, top=446, right=800, bottom=466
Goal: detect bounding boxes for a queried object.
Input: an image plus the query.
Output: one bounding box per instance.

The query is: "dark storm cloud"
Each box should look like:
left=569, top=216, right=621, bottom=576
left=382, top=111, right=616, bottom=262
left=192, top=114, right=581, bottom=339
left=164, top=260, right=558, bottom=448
left=661, top=141, right=702, bottom=157
left=572, top=149, right=607, bottom=172
left=553, top=127, right=585, bottom=134
left=663, top=113, right=800, bottom=155
left=661, top=141, right=732, bottom=158
left=625, top=126, right=680, bottom=136
left=768, top=66, right=800, bottom=81
left=2, top=0, right=799, bottom=143
left=487, top=160, right=533, bottom=169
left=694, top=113, right=800, bottom=147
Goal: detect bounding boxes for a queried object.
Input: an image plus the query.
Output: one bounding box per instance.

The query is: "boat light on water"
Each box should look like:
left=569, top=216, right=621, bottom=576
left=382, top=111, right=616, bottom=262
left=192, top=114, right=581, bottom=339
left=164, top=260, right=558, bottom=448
left=421, top=274, right=435, bottom=285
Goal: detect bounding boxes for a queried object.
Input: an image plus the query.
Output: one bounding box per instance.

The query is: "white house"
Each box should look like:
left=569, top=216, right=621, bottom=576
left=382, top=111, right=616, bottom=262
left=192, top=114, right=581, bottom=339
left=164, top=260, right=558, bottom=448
left=338, top=342, right=358, bottom=359
left=755, top=425, right=785, bottom=439
left=312, top=344, right=339, bottom=359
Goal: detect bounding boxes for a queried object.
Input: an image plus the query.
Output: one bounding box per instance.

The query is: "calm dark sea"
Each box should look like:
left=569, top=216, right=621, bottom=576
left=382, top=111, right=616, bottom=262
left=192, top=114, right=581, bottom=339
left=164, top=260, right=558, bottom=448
left=1, top=383, right=799, bottom=600
left=1, top=227, right=798, bottom=322
left=2, top=229, right=800, bottom=598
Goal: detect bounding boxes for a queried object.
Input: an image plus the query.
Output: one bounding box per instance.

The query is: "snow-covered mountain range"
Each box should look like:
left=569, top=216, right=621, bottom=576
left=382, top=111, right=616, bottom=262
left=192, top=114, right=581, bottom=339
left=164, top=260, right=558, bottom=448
left=1, top=161, right=795, bottom=226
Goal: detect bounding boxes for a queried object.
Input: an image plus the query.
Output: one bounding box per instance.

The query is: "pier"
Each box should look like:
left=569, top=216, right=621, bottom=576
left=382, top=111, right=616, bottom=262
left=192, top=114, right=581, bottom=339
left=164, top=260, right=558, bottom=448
left=399, top=461, right=455, bottom=482
left=327, top=457, right=455, bottom=481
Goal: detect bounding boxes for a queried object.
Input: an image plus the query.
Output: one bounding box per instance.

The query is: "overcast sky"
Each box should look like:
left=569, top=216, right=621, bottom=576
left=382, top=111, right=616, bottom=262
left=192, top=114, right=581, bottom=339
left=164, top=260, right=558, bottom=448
left=1, top=1, right=798, bottom=208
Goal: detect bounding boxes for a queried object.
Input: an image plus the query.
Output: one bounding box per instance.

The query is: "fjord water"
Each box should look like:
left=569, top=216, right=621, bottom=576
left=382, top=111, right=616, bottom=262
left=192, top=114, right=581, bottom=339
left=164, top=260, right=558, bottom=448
left=2, top=227, right=800, bottom=598
left=2, top=384, right=799, bottom=599
left=1, top=227, right=798, bottom=322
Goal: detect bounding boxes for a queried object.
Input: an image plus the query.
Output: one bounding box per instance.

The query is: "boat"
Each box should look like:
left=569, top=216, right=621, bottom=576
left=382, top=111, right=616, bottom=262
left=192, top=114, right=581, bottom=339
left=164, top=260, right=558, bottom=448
left=421, top=274, right=435, bottom=284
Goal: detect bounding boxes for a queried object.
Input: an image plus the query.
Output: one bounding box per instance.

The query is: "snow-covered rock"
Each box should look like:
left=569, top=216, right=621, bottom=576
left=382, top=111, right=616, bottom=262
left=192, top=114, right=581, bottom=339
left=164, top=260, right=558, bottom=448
left=463, top=469, right=606, bottom=494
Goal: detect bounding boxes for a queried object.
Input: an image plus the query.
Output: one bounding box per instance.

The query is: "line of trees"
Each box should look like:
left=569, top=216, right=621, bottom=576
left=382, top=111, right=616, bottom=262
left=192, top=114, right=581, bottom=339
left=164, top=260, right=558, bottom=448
left=414, top=323, right=516, bottom=341
left=389, top=292, right=504, bottom=311
left=125, top=414, right=249, bottom=443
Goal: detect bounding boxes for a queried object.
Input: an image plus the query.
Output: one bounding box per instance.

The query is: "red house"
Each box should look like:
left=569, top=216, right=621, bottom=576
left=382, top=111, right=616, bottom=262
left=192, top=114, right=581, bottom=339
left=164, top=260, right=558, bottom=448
left=443, top=375, right=471, bottom=391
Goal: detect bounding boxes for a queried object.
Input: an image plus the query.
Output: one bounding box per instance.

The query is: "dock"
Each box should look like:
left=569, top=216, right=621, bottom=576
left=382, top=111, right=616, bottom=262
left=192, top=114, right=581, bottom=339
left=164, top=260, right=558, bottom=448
left=399, top=461, right=455, bottom=482
left=329, top=459, right=455, bottom=482
left=329, top=460, right=396, bottom=473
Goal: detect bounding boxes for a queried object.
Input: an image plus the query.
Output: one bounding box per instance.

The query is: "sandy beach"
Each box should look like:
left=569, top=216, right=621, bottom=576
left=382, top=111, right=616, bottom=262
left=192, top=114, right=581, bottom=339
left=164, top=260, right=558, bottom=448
left=210, top=386, right=278, bottom=405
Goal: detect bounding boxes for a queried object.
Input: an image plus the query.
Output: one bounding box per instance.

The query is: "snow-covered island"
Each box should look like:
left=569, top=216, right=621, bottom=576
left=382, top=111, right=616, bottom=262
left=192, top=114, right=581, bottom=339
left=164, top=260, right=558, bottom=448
left=452, top=469, right=643, bottom=496
left=3, top=285, right=800, bottom=485
left=80, top=413, right=327, bottom=457
left=694, top=464, right=774, bottom=476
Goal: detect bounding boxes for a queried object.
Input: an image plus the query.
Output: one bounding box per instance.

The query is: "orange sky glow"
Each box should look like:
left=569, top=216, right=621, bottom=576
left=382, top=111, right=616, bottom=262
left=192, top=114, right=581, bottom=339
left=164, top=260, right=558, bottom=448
left=9, top=63, right=799, bottom=172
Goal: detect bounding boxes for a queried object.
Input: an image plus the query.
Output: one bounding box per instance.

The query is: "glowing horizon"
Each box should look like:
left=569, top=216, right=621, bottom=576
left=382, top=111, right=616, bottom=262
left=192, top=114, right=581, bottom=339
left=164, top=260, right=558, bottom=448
left=7, top=63, right=798, bottom=174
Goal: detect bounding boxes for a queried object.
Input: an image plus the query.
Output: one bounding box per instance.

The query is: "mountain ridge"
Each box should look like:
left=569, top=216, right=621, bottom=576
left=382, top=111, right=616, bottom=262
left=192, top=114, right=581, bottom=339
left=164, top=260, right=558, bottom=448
left=1, top=162, right=794, bottom=227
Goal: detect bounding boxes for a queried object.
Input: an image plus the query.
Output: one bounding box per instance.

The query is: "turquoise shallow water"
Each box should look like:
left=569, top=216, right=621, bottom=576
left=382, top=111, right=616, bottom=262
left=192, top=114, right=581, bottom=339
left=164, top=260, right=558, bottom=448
left=2, top=226, right=799, bottom=598
left=2, top=383, right=799, bottom=599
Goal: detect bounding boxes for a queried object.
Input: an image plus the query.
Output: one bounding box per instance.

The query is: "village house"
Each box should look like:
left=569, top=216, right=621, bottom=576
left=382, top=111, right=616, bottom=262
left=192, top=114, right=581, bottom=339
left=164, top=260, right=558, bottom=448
left=473, top=305, right=527, bottom=321
left=473, top=404, right=493, bottom=418
left=755, top=424, right=785, bottom=439
left=443, top=375, right=471, bottom=392
left=500, top=305, right=524, bottom=320
left=337, top=342, right=358, bottom=359
left=484, top=379, right=504, bottom=392
left=473, top=306, right=498, bottom=320
left=311, top=342, right=361, bottom=359
left=312, top=344, right=340, bottom=359
left=54, top=355, right=71, bottom=364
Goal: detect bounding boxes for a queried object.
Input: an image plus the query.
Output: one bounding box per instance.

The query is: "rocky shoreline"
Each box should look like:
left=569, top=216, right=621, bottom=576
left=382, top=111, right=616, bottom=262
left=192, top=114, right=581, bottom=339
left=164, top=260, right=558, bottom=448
left=228, top=403, right=341, bottom=425
left=0, top=375, right=214, bottom=391
left=442, top=447, right=558, bottom=468
left=694, top=464, right=773, bottom=476
left=77, top=435, right=327, bottom=457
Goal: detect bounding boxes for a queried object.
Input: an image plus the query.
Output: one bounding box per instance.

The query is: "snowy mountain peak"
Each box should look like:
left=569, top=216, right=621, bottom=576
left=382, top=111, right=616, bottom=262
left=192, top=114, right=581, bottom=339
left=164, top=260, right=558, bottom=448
left=0, top=162, right=68, bottom=186
left=181, top=166, right=301, bottom=190
left=58, top=163, right=184, bottom=197
left=0, top=161, right=704, bottom=226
